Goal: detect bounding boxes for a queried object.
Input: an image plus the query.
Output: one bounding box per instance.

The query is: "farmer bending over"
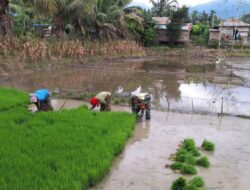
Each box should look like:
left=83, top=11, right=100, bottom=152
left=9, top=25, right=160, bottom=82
left=90, top=91, right=111, bottom=112
left=30, top=89, right=53, bottom=111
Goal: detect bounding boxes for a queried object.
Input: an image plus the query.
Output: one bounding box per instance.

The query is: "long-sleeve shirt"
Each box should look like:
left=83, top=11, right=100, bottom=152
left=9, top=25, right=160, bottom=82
left=34, top=89, right=50, bottom=101
left=95, top=91, right=111, bottom=104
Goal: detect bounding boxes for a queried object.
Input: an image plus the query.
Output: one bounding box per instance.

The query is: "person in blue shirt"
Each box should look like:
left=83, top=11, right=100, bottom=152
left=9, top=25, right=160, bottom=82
left=29, top=89, right=53, bottom=111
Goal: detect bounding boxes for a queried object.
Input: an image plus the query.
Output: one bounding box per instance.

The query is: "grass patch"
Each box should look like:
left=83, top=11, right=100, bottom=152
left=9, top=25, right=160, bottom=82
left=196, top=156, right=210, bottom=168
left=0, top=88, right=136, bottom=189
left=201, top=140, right=215, bottom=151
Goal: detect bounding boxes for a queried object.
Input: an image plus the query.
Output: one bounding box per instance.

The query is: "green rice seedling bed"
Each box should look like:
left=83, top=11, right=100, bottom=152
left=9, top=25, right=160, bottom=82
left=0, top=88, right=136, bottom=190
left=0, top=87, right=28, bottom=111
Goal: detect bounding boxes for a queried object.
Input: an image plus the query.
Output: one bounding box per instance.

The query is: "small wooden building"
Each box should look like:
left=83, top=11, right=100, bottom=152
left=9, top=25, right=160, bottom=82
left=153, top=17, right=192, bottom=43
left=209, top=18, right=250, bottom=45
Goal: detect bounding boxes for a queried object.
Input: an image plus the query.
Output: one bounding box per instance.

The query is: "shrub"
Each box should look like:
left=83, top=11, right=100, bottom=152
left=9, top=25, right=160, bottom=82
left=171, top=177, right=187, bottom=190
left=196, top=156, right=210, bottom=168
left=202, top=140, right=215, bottom=151
left=181, top=164, right=197, bottom=175
left=189, top=177, right=205, bottom=188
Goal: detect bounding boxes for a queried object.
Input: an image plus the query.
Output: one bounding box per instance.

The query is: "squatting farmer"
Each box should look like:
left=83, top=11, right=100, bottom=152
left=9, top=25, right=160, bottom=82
left=131, top=93, right=151, bottom=120
left=30, top=89, right=53, bottom=111
left=90, top=91, right=111, bottom=112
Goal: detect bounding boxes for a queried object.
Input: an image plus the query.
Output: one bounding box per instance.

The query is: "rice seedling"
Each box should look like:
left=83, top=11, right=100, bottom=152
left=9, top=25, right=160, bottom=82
left=0, top=88, right=136, bottom=190
left=181, top=164, right=197, bottom=175
left=182, top=139, right=196, bottom=151
left=189, top=177, right=205, bottom=188
left=171, top=177, right=187, bottom=190
left=170, top=162, right=184, bottom=170
left=196, top=156, right=210, bottom=168
left=201, top=140, right=215, bottom=151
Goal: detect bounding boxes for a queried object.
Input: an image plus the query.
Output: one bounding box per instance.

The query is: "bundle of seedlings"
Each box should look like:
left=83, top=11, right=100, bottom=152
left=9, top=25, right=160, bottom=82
left=196, top=156, right=210, bottom=168
left=201, top=140, right=215, bottom=151
left=171, top=176, right=205, bottom=190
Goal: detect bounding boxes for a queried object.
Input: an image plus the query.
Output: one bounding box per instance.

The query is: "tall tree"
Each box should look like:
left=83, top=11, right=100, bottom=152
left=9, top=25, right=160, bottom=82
left=167, top=6, right=189, bottom=43
left=191, top=10, right=199, bottom=24
left=150, top=0, right=177, bottom=17
left=0, top=0, right=12, bottom=36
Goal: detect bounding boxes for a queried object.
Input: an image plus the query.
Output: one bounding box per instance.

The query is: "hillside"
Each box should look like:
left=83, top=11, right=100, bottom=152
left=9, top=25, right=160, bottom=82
left=190, top=0, right=250, bottom=19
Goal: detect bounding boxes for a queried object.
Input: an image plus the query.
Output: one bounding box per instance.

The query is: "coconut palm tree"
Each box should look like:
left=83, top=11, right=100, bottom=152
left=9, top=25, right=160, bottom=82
left=150, top=0, right=178, bottom=17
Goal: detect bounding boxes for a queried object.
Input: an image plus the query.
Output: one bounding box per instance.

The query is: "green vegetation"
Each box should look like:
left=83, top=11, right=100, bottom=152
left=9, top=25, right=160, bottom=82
left=189, top=177, right=205, bottom=188
left=0, top=87, right=136, bottom=190
left=171, top=176, right=205, bottom=190
left=196, top=156, right=210, bottom=168
left=181, top=164, right=197, bottom=175
left=0, top=87, right=28, bottom=111
left=171, top=177, right=186, bottom=190
left=170, top=162, right=184, bottom=170
left=182, top=139, right=196, bottom=151
left=201, top=140, right=215, bottom=151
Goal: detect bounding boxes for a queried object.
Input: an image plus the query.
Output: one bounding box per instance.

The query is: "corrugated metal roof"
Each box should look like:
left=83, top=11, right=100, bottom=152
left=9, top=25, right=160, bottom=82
left=153, top=17, right=171, bottom=25
left=218, top=18, right=250, bottom=27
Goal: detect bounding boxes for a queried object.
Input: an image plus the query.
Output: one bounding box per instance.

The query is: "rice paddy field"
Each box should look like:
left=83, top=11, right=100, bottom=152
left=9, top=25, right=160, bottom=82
left=0, top=88, right=136, bottom=190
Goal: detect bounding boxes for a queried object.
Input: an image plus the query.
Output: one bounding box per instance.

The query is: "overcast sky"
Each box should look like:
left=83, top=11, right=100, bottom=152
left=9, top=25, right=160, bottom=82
left=130, top=0, right=213, bottom=8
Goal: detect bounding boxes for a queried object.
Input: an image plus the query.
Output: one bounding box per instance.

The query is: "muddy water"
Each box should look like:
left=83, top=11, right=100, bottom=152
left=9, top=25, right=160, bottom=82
left=4, top=56, right=250, bottom=190
left=2, top=58, right=250, bottom=116
left=90, top=110, right=250, bottom=190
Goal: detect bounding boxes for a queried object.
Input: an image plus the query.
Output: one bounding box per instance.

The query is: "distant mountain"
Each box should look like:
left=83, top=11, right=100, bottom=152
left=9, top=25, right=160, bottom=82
left=128, top=2, right=151, bottom=10
left=190, top=0, right=250, bottom=19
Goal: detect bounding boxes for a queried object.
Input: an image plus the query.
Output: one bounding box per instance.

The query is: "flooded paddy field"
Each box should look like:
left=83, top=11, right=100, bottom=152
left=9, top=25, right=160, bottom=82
left=1, top=57, right=250, bottom=190
left=1, top=57, right=250, bottom=116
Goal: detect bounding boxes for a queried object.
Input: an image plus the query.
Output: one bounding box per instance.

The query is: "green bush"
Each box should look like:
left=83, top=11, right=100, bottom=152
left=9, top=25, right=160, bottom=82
left=171, top=177, right=187, bottom=190
left=196, top=156, right=210, bottom=168
left=181, top=164, right=197, bottom=175
left=189, top=176, right=205, bottom=188
left=202, top=140, right=215, bottom=151
left=142, top=27, right=156, bottom=46
left=0, top=88, right=136, bottom=190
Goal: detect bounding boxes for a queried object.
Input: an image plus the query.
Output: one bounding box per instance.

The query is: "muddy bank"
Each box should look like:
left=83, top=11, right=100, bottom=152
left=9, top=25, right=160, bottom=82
left=90, top=110, right=250, bottom=190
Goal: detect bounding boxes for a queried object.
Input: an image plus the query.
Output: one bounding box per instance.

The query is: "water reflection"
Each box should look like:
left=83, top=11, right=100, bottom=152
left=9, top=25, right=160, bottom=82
left=1, top=59, right=250, bottom=116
